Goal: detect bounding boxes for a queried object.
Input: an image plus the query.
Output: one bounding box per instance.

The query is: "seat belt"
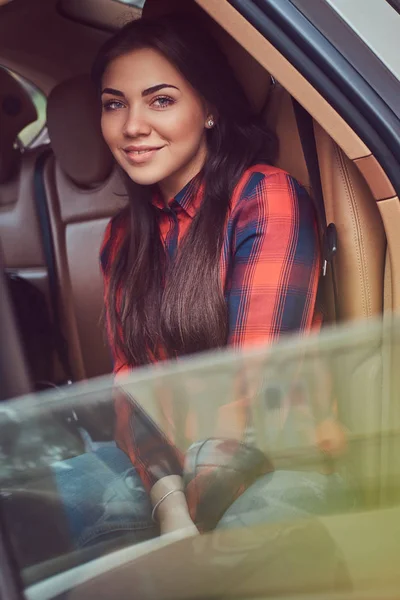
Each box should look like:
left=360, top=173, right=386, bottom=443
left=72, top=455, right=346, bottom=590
left=33, top=149, right=74, bottom=384
left=291, top=98, right=339, bottom=320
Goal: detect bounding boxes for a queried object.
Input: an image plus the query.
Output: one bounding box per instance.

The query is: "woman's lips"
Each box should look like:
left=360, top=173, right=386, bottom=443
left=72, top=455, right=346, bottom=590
left=123, top=146, right=164, bottom=165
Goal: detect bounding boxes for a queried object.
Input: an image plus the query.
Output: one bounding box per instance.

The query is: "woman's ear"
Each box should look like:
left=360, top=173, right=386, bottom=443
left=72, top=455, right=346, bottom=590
left=205, top=116, right=215, bottom=129
left=204, top=105, right=219, bottom=129
left=203, top=99, right=218, bottom=129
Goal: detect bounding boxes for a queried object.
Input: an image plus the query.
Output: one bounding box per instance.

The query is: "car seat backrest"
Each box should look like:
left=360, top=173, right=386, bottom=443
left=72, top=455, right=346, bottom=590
left=46, top=75, right=127, bottom=381
left=314, top=122, right=386, bottom=322
left=46, top=75, right=112, bottom=190
left=264, top=82, right=310, bottom=194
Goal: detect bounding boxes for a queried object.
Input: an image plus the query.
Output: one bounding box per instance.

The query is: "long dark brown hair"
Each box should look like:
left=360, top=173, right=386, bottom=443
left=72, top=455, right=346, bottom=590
left=93, top=13, right=277, bottom=366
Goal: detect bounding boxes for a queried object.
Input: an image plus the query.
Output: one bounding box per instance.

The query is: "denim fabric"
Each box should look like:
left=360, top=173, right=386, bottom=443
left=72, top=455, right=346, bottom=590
left=217, top=470, right=349, bottom=530
left=52, top=443, right=348, bottom=549
left=51, top=445, right=158, bottom=548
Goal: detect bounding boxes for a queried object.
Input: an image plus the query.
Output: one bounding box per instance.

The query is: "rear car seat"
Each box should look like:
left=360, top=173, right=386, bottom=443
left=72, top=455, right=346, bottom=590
left=45, top=74, right=127, bottom=381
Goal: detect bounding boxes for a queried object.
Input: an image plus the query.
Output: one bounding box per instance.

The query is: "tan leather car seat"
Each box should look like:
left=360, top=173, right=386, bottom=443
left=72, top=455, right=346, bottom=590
left=0, top=67, right=49, bottom=295
left=45, top=75, right=127, bottom=381
left=314, top=123, right=386, bottom=322
left=265, top=82, right=310, bottom=195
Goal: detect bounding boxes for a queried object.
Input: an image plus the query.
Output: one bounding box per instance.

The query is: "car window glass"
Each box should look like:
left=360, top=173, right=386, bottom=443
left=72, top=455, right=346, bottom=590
left=0, top=66, right=49, bottom=149
left=1, top=316, right=400, bottom=598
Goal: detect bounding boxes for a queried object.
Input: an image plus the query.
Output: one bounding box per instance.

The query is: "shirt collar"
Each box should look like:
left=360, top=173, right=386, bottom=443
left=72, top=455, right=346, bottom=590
left=152, top=175, right=203, bottom=219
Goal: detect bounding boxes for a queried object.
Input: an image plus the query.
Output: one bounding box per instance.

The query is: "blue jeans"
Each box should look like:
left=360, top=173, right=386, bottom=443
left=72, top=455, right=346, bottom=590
left=51, top=445, right=158, bottom=548
left=52, top=445, right=348, bottom=548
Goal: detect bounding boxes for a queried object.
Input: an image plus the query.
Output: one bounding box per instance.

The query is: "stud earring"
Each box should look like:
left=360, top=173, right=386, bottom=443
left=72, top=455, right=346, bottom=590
left=206, top=117, right=215, bottom=129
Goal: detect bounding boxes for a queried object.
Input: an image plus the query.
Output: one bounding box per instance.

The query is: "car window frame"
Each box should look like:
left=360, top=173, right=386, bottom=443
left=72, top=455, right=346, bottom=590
left=290, top=0, right=400, bottom=119
left=231, top=0, right=400, bottom=195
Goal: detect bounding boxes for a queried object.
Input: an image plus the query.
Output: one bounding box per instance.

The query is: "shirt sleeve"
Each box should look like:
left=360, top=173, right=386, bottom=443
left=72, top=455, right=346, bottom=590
left=226, top=170, right=321, bottom=348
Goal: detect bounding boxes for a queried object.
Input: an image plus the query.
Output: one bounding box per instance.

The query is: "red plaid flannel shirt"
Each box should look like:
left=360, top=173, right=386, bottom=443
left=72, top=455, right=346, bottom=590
left=100, top=165, right=322, bottom=497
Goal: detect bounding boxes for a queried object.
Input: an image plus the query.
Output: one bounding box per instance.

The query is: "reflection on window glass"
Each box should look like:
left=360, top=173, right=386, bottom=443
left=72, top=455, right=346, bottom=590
left=1, top=317, right=400, bottom=597
left=1, top=67, right=48, bottom=148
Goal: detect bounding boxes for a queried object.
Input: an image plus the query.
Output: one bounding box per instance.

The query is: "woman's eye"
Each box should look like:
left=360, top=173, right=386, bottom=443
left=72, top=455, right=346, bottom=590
left=151, top=96, right=175, bottom=109
left=103, top=100, right=125, bottom=111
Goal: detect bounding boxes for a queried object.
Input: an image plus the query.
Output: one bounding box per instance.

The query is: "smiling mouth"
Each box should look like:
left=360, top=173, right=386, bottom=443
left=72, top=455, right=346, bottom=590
left=127, top=149, right=158, bottom=155
left=123, top=146, right=164, bottom=164
left=124, top=145, right=164, bottom=154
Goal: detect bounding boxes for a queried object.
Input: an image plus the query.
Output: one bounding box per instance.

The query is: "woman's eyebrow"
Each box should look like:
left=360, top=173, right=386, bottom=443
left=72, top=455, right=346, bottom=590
left=142, top=83, right=179, bottom=97
left=101, top=87, right=124, bottom=97
left=101, top=84, right=179, bottom=98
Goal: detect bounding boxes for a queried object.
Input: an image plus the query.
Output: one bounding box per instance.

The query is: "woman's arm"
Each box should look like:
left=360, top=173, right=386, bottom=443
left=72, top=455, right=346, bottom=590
left=113, top=389, right=197, bottom=534
left=150, top=475, right=198, bottom=535
left=227, top=171, right=320, bottom=349
left=226, top=170, right=344, bottom=454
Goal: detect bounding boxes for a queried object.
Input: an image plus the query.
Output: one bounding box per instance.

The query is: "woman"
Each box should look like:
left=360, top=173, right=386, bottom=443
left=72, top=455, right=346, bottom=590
left=53, top=12, right=341, bottom=550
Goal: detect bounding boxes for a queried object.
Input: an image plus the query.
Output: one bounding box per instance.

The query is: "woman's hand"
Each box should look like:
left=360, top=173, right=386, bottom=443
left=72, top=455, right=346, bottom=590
left=316, top=418, right=347, bottom=457
left=150, top=475, right=199, bottom=537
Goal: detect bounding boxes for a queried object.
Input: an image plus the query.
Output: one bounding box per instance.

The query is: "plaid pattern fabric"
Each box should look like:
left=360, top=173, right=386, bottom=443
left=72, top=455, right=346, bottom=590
left=100, top=164, right=322, bottom=494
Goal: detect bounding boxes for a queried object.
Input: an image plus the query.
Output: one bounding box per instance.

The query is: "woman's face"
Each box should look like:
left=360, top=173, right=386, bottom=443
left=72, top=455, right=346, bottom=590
left=101, top=47, right=210, bottom=200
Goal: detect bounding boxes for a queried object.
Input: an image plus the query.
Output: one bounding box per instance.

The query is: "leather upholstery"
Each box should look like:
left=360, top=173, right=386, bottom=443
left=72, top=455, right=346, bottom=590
left=47, top=75, right=114, bottom=188
left=314, top=122, right=386, bottom=322
left=265, top=83, right=310, bottom=194
left=0, top=148, right=46, bottom=270
left=0, top=67, right=37, bottom=183
left=45, top=75, right=127, bottom=380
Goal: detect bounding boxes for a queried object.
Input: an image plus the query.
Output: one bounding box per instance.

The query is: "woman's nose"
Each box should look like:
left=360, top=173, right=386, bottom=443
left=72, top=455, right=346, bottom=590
left=123, top=107, right=151, bottom=138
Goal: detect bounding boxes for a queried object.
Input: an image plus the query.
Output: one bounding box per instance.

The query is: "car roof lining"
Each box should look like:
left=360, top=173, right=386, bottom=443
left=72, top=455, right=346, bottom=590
left=57, top=0, right=142, bottom=33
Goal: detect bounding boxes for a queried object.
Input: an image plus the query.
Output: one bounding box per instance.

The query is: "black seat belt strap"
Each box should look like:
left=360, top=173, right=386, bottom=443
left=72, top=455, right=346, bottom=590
left=34, top=149, right=73, bottom=384
left=291, top=98, right=339, bottom=318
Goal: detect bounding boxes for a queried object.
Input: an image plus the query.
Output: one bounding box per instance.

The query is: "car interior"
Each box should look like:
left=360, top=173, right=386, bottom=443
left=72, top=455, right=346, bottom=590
left=1, top=0, right=400, bottom=597
left=1, top=0, right=396, bottom=382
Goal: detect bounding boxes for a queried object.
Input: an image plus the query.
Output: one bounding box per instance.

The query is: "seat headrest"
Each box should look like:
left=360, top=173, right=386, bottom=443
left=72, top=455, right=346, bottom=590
left=142, top=0, right=272, bottom=114
left=47, top=75, right=113, bottom=187
left=0, top=68, right=37, bottom=183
